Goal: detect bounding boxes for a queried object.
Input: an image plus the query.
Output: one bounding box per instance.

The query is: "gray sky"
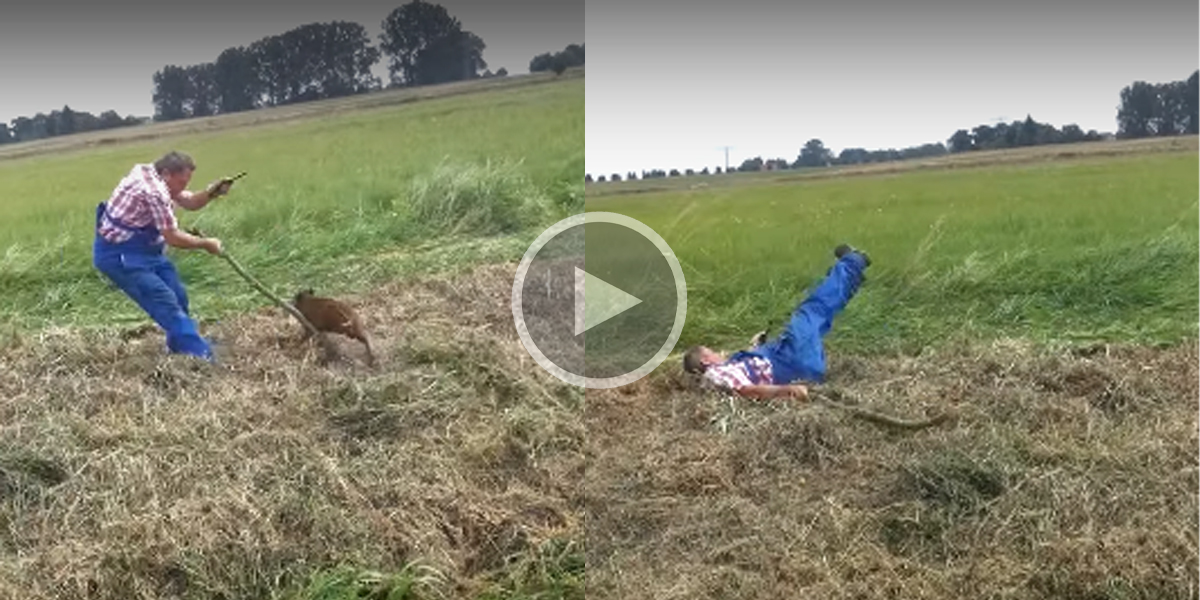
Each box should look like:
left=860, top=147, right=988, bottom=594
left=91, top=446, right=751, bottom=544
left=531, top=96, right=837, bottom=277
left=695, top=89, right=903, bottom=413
left=0, top=0, right=582, bottom=123
left=585, top=0, right=1199, bottom=176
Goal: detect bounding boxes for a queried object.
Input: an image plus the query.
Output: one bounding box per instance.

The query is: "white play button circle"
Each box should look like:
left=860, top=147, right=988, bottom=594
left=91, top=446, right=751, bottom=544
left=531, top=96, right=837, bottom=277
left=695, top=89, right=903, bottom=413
left=575, top=267, right=642, bottom=335
left=512, top=211, right=687, bottom=389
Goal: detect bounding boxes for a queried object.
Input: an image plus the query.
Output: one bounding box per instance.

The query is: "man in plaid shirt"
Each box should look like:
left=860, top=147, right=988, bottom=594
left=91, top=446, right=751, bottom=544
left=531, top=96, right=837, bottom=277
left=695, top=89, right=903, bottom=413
left=683, top=244, right=871, bottom=400
left=92, top=151, right=239, bottom=360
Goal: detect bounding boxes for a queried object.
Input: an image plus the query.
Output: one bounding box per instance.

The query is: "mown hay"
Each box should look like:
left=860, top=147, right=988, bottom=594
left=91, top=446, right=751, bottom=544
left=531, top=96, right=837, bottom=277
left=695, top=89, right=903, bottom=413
left=0, top=263, right=584, bottom=600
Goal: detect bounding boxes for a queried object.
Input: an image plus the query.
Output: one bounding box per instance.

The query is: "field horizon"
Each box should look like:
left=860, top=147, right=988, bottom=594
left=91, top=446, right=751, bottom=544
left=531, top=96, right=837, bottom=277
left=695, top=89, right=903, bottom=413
left=0, top=63, right=1195, bottom=600
left=583, top=136, right=1198, bottom=599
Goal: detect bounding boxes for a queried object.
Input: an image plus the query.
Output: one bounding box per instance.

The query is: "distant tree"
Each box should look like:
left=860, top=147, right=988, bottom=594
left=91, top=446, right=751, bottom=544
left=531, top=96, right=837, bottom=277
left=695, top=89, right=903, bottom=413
left=98, top=110, right=127, bottom=129
left=0, top=124, right=11, bottom=144
left=54, top=105, right=77, bottom=135
left=184, top=63, right=219, bottom=117
left=948, top=129, right=973, bottom=152
left=561, top=43, right=584, bottom=66
left=714, top=167, right=723, bottom=175
left=971, top=124, right=997, bottom=149
left=585, top=174, right=593, bottom=183
left=246, top=22, right=381, bottom=105
left=306, top=21, right=382, bottom=96
left=496, top=67, right=508, bottom=77
left=152, top=65, right=190, bottom=121
left=1117, top=81, right=1159, bottom=138
left=412, top=30, right=486, bottom=85
left=737, top=157, right=763, bottom=172
left=10, top=116, right=35, bottom=141
left=836, top=147, right=870, bottom=164
left=215, top=46, right=262, bottom=113
left=1186, top=70, right=1199, bottom=134
left=1156, top=80, right=1189, bottom=136
left=1061, top=124, right=1085, bottom=143
left=1015, top=115, right=1041, bottom=146
left=597, top=175, right=607, bottom=183
left=700, top=167, right=709, bottom=175
left=530, top=43, right=584, bottom=74
left=247, top=36, right=293, bottom=106
left=71, top=109, right=100, bottom=133
left=795, top=139, right=831, bottom=167
left=380, top=0, right=473, bottom=87
left=1035, top=121, right=1064, bottom=145
left=999, top=122, right=1019, bottom=147
left=900, top=142, right=947, bottom=160
left=869, top=149, right=900, bottom=162
left=529, top=52, right=554, bottom=72
left=627, top=172, right=638, bottom=180
left=1003, top=123, right=1020, bottom=147
left=669, top=168, right=681, bottom=177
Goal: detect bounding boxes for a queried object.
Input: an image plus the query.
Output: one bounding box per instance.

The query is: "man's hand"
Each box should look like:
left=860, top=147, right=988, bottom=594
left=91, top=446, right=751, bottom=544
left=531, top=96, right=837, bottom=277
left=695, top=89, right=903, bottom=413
left=205, top=177, right=235, bottom=199
left=164, top=227, right=222, bottom=255
left=787, top=384, right=809, bottom=400
left=202, top=237, right=223, bottom=255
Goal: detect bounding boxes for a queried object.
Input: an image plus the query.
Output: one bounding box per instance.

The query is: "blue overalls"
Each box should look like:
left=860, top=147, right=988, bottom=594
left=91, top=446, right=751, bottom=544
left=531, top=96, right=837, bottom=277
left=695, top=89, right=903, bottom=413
left=92, top=202, right=213, bottom=360
left=724, top=252, right=868, bottom=385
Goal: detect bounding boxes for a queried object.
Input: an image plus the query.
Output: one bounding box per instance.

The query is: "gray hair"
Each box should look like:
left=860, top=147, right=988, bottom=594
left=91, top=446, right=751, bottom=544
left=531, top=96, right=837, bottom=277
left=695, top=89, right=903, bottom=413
left=153, top=151, right=196, bottom=175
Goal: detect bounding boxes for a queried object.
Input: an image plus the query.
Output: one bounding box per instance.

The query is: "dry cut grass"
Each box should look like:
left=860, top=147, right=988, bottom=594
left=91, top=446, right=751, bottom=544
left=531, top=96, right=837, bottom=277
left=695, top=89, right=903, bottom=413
left=0, top=263, right=584, bottom=599
left=585, top=338, right=1199, bottom=599
left=0, top=257, right=1194, bottom=599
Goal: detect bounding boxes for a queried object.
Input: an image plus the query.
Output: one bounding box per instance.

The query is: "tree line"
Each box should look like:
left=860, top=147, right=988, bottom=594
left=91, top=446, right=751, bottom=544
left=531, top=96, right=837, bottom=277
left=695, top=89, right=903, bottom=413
left=1115, top=70, right=1199, bottom=138
left=0, top=106, right=145, bottom=145
left=0, top=0, right=584, bottom=145
left=152, top=1, right=498, bottom=121
left=529, top=44, right=585, bottom=75
left=586, top=70, right=1199, bottom=183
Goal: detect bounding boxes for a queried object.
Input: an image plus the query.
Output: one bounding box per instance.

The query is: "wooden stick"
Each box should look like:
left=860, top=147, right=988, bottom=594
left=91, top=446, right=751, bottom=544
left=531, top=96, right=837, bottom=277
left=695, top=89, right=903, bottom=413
left=809, top=388, right=954, bottom=430
left=190, top=227, right=340, bottom=362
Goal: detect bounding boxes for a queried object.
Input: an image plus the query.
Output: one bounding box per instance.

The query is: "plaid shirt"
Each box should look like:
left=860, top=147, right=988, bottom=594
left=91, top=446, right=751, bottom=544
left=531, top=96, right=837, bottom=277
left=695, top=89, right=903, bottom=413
left=702, top=356, right=774, bottom=393
left=97, top=164, right=178, bottom=244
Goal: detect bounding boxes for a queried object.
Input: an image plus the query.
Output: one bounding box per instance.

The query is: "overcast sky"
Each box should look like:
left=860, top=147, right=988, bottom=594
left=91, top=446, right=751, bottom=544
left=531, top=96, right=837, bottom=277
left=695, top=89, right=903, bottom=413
left=585, top=0, right=1199, bottom=176
left=0, top=0, right=582, bottom=123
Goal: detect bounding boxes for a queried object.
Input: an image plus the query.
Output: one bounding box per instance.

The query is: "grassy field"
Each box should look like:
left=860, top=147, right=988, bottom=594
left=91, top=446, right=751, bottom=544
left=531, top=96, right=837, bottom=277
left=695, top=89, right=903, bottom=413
left=0, top=71, right=583, bottom=330
left=583, top=139, right=1198, bottom=599
left=0, top=74, right=584, bottom=600
left=0, top=65, right=1196, bottom=600
left=587, top=142, right=1199, bottom=354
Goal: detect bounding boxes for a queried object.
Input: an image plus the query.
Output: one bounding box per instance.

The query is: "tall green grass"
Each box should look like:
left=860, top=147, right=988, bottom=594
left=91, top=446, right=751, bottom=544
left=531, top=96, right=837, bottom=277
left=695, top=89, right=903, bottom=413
left=0, top=78, right=582, bottom=328
left=587, top=152, right=1199, bottom=353
left=279, top=539, right=584, bottom=600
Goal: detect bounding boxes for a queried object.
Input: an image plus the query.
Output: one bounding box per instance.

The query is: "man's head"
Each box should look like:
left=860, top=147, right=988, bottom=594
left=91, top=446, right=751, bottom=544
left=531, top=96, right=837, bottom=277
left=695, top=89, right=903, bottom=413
left=682, top=345, right=724, bottom=374
left=153, top=151, right=196, bottom=198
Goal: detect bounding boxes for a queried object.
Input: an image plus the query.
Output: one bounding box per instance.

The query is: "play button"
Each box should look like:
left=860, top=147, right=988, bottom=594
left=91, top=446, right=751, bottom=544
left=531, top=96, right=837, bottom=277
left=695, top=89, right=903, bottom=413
left=513, top=212, right=687, bottom=389
left=575, top=267, right=642, bottom=335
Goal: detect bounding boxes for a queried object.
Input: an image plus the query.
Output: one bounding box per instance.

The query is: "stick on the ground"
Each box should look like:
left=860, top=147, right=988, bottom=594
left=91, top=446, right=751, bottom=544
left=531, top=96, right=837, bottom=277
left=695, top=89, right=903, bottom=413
left=190, top=227, right=340, bottom=362
left=809, top=388, right=954, bottom=430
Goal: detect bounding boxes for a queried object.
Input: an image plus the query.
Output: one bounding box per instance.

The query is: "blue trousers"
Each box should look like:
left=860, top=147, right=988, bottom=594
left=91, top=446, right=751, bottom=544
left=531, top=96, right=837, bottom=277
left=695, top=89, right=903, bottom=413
left=93, top=236, right=213, bottom=359
left=747, top=253, right=867, bottom=384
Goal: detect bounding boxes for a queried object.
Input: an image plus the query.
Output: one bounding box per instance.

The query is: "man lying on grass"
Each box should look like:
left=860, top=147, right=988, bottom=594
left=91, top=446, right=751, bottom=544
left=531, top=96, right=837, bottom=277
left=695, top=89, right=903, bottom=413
left=682, top=244, right=871, bottom=400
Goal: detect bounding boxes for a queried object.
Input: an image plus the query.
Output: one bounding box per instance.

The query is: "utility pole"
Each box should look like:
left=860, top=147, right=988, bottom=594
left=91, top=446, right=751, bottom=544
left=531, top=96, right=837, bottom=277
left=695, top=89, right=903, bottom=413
left=719, top=146, right=731, bottom=172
